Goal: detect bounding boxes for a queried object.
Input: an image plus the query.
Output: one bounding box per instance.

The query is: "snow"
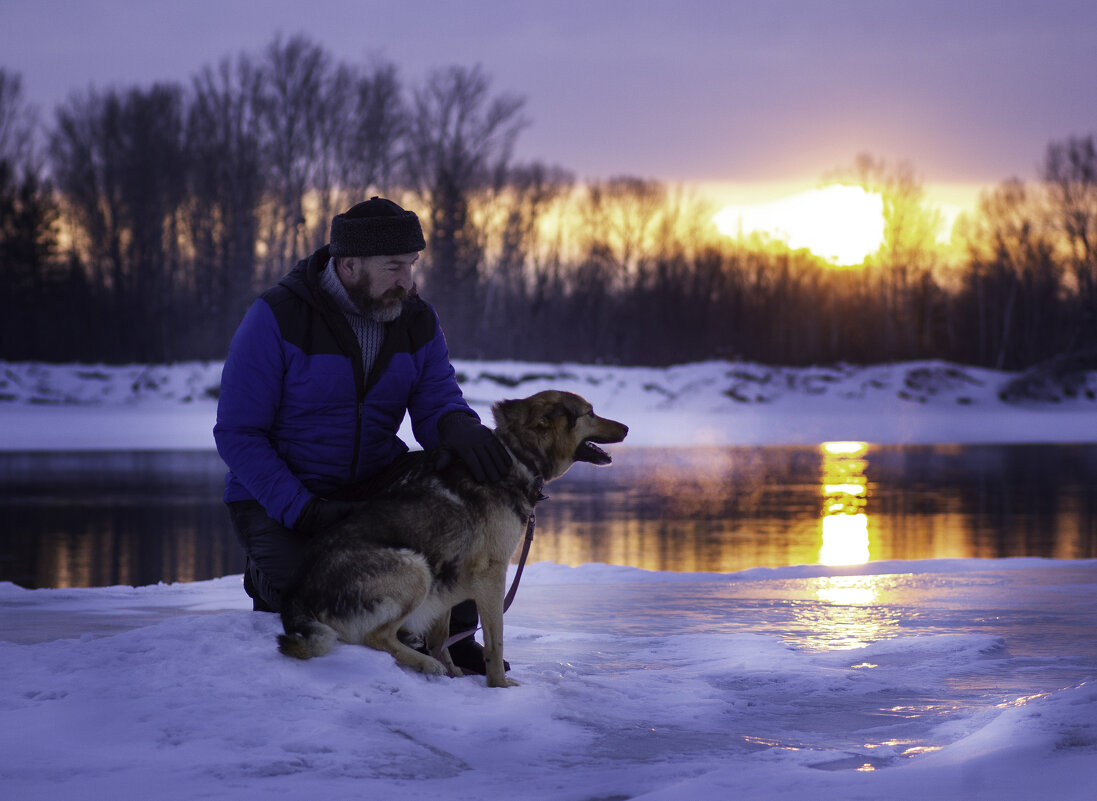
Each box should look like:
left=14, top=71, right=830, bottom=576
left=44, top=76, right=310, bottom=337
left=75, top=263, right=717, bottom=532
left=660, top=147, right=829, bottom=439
left=1, top=358, right=1096, bottom=450
left=2, top=359, right=1096, bottom=799
left=2, top=561, right=1096, bottom=800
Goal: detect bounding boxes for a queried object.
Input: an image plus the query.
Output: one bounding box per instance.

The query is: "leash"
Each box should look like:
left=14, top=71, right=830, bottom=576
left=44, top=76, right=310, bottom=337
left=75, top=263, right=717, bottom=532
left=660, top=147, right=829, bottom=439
left=503, top=507, right=539, bottom=612
left=434, top=489, right=546, bottom=659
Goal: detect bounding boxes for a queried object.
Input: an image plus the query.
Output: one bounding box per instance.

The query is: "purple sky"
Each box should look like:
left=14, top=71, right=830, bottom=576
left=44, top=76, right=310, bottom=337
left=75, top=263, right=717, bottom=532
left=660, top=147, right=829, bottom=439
left=3, top=0, right=1095, bottom=189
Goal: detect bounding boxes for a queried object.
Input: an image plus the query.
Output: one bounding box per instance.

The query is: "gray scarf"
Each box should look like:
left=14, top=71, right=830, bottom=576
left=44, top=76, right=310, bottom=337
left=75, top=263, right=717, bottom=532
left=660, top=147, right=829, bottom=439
left=320, top=258, right=386, bottom=379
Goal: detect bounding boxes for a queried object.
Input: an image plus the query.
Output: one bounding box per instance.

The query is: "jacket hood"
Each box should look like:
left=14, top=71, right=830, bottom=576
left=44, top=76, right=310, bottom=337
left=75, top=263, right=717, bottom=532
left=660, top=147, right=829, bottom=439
left=278, top=246, right=332, bottom=309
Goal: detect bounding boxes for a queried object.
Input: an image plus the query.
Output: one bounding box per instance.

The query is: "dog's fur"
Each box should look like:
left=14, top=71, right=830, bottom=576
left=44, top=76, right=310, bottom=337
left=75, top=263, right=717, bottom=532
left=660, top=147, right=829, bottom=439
left=277, top=390, right=628, bottom=687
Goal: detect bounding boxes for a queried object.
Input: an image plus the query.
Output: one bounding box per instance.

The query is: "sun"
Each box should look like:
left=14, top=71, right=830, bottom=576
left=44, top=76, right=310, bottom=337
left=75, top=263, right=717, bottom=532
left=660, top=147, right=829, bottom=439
left=713, top=184, right=885, bottom=266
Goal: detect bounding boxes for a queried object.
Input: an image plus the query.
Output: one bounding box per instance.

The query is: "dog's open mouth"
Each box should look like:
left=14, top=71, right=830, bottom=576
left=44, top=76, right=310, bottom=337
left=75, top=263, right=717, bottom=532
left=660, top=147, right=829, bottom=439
left=575, top=440, right=613, bottom=465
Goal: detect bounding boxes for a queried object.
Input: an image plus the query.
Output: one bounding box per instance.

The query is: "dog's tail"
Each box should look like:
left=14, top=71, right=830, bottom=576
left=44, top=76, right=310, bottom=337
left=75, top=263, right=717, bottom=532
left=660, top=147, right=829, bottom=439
left=277, top=621, right=338, bottom=659
left=278, top=599, right=339, bottom=659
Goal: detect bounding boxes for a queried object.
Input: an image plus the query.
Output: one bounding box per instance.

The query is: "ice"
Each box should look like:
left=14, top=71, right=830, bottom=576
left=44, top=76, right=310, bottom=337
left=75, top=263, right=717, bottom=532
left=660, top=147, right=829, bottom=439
left=1, top=560, right=1095, bottom=800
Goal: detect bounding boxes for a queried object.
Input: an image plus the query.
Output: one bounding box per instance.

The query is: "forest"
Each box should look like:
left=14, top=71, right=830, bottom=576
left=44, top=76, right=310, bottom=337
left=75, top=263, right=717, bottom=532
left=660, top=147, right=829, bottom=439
left=1, top=34, right=1095, bottom=370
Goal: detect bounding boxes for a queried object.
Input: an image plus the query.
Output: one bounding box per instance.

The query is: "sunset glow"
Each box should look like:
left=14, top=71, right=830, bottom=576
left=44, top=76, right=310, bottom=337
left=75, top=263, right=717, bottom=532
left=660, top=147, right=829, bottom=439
left=819, top=440, right=871, bottom=567
left=713, top=184, right=886, bottom=265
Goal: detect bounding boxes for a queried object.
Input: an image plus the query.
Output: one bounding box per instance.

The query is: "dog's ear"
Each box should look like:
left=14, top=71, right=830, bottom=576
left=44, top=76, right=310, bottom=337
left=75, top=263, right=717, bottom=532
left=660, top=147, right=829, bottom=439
left=494, top=393, right=579, bottom=431
left=523, top=399, right=560, bottom=430
left=491, top=399, right=513, bottom=428
left=491, top=399, right=525, bottom=429
left=537, top=401, right=576, bottom=429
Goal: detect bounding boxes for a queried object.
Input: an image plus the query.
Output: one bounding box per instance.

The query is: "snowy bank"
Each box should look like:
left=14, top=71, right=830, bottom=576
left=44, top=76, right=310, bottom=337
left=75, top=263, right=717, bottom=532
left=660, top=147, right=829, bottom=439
left=1, top=358, right=1096, bottom=450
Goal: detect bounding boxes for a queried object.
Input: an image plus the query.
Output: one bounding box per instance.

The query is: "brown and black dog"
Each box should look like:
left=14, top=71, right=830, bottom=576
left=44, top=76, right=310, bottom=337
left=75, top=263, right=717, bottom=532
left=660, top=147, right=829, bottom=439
left=277, top=390, right=628, bottom=687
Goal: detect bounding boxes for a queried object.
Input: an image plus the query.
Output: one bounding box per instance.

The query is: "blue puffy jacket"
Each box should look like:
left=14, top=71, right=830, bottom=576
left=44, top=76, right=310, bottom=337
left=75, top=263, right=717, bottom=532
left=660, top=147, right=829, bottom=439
left=214, top=246, right=475, bottom=528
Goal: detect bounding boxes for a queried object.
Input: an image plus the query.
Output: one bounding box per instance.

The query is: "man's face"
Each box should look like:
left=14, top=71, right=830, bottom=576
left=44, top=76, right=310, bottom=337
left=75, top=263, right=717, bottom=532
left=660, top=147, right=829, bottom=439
left=338, top=252, right=418, bottom=321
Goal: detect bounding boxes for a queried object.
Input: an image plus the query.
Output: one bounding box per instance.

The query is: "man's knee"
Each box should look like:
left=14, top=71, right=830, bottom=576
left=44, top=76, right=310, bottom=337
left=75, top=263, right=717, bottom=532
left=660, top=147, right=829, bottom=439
left=243, top=561, right=278, bottom=612
left=228, top=501, right=307, bottom=611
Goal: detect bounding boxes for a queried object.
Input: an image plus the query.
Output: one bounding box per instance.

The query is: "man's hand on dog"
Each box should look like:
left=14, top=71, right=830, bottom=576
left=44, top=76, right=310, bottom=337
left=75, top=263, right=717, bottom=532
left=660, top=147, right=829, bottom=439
left=437, top=412, right=513, bottom=483
left=295, top=497, right=359, bottom=536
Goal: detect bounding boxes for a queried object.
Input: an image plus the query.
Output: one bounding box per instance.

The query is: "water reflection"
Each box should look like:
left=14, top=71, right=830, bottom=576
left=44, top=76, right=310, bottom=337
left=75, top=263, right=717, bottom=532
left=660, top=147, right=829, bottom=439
left=820, top=514, right=870, bottom=566
left=533, top=448, right=827, bottom=573
left=2, top=445, right=1096, bottom=588
left=0, top=451, right=242, bottom=588
left=802, top=575, right=906, bottom=651
left=819, top=441, right=870, bottom=566
left=811, top=442, right=901, bottom=649
left=814, top=575, right=877, bottom=607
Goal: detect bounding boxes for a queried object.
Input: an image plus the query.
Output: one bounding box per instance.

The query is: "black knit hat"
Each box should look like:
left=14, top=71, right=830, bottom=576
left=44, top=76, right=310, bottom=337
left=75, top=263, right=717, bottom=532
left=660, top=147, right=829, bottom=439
left=329, top=196, right=426, bottom=257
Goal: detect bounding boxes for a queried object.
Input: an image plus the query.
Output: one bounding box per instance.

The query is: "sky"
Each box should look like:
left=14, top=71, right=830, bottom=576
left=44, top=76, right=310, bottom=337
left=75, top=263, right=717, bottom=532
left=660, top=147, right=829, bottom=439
left=3, top=0, right=1097, bottom=211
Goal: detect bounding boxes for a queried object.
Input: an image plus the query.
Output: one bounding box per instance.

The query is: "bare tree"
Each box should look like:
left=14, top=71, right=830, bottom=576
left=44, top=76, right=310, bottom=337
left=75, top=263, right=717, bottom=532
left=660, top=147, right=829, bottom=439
left=582, top=176, right=666, bottom=279
left=829, top=154, right=945, bottom=357
left=473, top=161, right=573, bottom=347
left=494, top=162, right=573, bottom=277
left=1042, top=135, right=1097, bottom=353
left=251, top=36, right=406, bottom=272
left=403, top=64, right=527, bottom=341
left=118, top=84, right=188, bottom=336
left=186, top=53, right=266, bottom=348
left=0, top=69, right=60, bottom=359
left=50, top=89, right=128, bottom=306
left=21, top=40, right=1097, bottom=371
left=49, top=84, right=189, bottom=360
left=335, top=60, right=406, bottom=201
left=834, top=154, right=943, bottom=269
left=300, top=58, right=408, bottom=252
left=255, top=33, right=332, bottom=277
left=1043, top=135, right=1097, bottom=268
left=0, top=69, right=38, bottom=170
left=959, top=179, right=1061, bottom=368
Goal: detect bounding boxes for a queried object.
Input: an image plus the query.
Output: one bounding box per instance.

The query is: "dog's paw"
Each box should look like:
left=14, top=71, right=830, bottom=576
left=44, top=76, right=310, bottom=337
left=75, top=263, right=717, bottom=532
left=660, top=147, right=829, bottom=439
left=416, top=657, right=448, bottom=677
left=486, top=674, right=521, bottom=688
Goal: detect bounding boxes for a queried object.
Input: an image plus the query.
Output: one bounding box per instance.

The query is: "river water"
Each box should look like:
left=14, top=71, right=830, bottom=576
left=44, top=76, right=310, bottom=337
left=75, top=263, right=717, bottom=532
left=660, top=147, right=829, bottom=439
left=1, top=444, right=1095, bottom=589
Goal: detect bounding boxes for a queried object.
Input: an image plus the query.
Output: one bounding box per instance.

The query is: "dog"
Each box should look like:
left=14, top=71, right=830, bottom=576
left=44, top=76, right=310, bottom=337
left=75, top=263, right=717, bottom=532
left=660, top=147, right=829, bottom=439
left=277, top=390, right=628, bottom=687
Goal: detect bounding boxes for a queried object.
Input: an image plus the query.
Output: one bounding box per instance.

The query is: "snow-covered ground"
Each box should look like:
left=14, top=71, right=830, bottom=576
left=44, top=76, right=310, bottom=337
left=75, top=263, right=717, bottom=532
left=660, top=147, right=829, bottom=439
left=2, top=359, right=1096, bottom=799
left=2, top=560, right=1095, bottom=800
left=1, top=357, right=1096, bottom=450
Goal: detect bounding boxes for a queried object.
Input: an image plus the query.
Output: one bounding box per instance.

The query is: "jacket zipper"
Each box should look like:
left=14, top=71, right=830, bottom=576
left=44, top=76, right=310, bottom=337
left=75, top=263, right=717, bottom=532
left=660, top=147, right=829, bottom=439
left=349, top=396, right=364, bottom=483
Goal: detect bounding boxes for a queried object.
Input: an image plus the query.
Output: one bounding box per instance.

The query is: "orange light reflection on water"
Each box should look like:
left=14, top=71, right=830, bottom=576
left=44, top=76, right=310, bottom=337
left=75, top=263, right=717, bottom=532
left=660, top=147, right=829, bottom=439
left=522, top=443, right=1095, bottom=580
left=802, top=441, right=902, bottom=649
left=819, top=441, right=870, bottom=567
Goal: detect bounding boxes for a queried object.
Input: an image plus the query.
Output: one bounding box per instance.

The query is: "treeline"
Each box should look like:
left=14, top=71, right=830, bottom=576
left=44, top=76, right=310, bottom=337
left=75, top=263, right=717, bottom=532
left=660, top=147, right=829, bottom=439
left=1, top=35, right=1095, bottom=369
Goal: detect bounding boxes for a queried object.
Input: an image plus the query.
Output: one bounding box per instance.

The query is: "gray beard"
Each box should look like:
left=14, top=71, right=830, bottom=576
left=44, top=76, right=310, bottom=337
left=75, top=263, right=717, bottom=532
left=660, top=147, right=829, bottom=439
left=367, top=298, right=405, bottom=323
left=346, top=283, right=407, bottom=322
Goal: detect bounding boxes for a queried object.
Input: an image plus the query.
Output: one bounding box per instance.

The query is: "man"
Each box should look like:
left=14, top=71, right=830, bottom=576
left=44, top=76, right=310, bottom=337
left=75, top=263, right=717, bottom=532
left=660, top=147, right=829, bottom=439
left=214, top=196, right=511, bottom=673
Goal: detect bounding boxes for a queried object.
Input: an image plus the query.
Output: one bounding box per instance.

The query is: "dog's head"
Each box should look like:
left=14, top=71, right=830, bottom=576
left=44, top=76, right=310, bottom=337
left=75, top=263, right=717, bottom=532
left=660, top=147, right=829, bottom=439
left=491, top=390, right=628, bottom=481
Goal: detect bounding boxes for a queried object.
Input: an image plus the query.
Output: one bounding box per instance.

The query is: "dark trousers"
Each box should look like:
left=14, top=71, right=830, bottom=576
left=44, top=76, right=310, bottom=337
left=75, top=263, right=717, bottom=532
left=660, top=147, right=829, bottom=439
left=227, top=500, right=306, bottom=613
left=225, top=499, right=479, bottom=636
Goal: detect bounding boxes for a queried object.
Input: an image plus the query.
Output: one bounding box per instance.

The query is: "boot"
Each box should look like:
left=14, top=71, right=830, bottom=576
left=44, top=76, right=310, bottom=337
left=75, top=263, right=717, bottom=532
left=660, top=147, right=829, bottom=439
left=447, top=600, right=510, bottom=674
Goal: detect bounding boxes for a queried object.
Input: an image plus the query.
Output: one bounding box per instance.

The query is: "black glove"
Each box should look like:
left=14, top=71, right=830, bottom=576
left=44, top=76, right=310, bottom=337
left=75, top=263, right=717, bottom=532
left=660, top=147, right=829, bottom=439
left=437, top=412, right=512, bottom=483
left=294, top=497, right=358, bottom=535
